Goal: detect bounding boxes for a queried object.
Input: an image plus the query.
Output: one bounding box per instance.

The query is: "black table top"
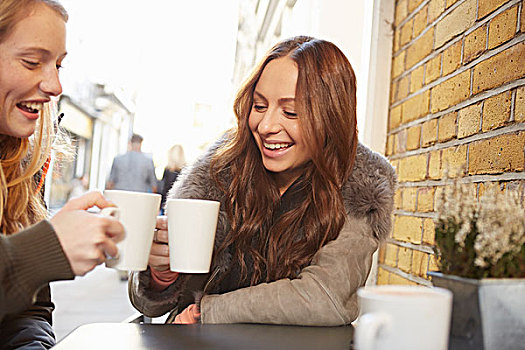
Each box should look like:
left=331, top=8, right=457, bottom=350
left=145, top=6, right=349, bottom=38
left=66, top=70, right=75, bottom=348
left=53, top=323, right=354, bottom=350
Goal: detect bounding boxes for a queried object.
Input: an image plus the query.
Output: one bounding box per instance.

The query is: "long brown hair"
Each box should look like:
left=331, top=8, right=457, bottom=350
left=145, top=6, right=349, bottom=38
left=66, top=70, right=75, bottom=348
left=0, top=0, right=68, bottom=234
left=211, top=36, right=358, bottom=285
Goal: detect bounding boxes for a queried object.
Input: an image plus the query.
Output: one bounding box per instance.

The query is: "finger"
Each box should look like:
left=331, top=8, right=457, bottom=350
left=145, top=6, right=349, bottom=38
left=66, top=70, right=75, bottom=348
left=155, top=229, right=169, bottom=244
left=99, top=238, right=119, bottom=258
left=150, top=242, right=170, bottom=257
left=101, top=217, right=126, bottom=242
left=156, top=216, right=168, bottom=230
left=63, top=191, right=116, bottom=211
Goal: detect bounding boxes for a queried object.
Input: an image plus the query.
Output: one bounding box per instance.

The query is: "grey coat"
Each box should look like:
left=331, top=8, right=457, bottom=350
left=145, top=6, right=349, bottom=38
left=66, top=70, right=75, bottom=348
left=129, top=141, right=396, bottom=326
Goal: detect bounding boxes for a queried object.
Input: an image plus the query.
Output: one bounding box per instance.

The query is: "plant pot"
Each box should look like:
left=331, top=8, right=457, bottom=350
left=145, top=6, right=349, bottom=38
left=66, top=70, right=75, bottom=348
left=428, top=272, right=525, bottom=350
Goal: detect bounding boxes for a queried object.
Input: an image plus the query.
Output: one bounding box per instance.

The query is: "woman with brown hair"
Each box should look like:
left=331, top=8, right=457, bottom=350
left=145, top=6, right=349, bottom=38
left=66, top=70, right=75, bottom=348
left=0, top=0, right=124, bottom=347
left=130, top=36, right=396, bottom=325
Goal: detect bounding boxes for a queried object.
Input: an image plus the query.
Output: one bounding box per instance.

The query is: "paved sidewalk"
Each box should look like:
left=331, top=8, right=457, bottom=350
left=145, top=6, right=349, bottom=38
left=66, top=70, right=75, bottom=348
left=50, top=265, right=137, bottom=341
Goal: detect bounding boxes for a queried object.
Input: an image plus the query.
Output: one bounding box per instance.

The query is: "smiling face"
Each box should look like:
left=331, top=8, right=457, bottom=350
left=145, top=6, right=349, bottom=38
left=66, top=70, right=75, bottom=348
left=248, top=56, right=311, bottom=192
left=0, top=3, right=66, bottom=138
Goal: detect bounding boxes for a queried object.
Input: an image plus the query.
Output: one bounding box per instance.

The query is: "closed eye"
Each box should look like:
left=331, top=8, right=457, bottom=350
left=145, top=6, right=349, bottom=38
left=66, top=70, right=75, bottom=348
left=22, top=59, right=39, bottom=68
left=253, top=105, right=267, bottom=112
left=284, top=111, right=297, bottom=118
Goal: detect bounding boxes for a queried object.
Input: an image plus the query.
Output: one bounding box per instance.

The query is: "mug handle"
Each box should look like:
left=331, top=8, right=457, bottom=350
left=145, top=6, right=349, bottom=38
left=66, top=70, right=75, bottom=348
left=354, top=313, right=391, bottom=350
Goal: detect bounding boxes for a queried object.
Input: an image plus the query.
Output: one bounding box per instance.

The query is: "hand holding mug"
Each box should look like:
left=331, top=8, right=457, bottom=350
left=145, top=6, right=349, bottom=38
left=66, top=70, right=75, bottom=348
left=50, top=191, right=125, bottom=276
left=148, top=216, right=170, bottom=272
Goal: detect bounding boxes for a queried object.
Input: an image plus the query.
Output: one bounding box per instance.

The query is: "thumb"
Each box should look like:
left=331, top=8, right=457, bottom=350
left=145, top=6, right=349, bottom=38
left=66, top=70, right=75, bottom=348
left=62, top=191, right=115, bottom=211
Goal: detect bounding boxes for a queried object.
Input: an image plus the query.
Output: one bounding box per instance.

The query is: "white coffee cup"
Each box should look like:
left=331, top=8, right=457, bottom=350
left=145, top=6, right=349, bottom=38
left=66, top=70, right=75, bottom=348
left=167, top=198, right=220, bottom=273
left=103, top=190, right=161, bottom=271
left=354, top=285, right=453, bottom=350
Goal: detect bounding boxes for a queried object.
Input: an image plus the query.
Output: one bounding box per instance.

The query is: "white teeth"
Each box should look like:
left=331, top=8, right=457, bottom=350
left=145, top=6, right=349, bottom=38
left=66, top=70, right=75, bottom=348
left=19, top=102, right=43, bottom=112
left=264, top=142, right=291, bottom=150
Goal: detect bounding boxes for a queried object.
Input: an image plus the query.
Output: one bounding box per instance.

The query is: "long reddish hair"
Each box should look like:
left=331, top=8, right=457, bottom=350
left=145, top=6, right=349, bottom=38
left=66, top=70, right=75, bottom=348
left=211, top=36, right=358, bottom=285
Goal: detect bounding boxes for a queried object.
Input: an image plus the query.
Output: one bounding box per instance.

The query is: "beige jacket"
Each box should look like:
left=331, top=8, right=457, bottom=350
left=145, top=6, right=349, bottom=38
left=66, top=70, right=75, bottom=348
left=129, top=141, right=396, bottom=325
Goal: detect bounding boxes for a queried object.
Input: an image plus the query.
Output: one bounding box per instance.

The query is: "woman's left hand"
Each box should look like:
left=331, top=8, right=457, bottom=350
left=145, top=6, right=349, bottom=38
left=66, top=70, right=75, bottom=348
left=148, top=216, right=170, bottom=271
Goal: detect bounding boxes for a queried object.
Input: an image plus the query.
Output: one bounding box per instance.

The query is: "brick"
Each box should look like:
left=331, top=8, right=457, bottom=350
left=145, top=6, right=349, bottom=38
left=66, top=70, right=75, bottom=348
left=428, top=254, right=440, bottom=272
left=458, top=102, right=482, bottom=138
left=482, top=91, right=512, bottom=131
left=422, top=218, right=436, bottom=245
left=378, top=243, right=387, bottom=263
left=390, top=105, right=402, bottom=130
left=478, top=0, right=509, bottom=19
left=406, top=28, right=434, bottom=68
left=390, top=273, right=416, bottom=285
left=384, top=243, right=399, bottom=267
left=431, top=70, right=471, bottom=112
left=412, top=250, right=429, bottom=277
left=488, top=6, right=518, bottom=49
left=468, top=132, right=525, bottom=174
left=402, top=187, right=418, bottom=211
left=463, top=25, right=487, bottom=64
left=413, top=5, right=428, bottom=38
left=402, top=90, right=430, bottom=123
left=421, top=119, right=438, bottom=147
left=516, top=86, right=525, bottom=122
left=400, top=18, right=414, bottom=46
left=394, top=216, right=423, bottom=243
left=394, top=28, right=401, bottom=53
left=398, top=247, right=413, bottom=273
left=398, top=75, right=410, bottom=101
left=446, top=0, right=460, bottom=7
left=394, top=188, right=402, bottom=209
left=428, top=150, right=441, bottom=179
left=418, top=187, right=435, bottom=212
left=392, top=50, right=406, bottom=78
left=435, top=0, right=477, bottom=48
left=408, top=0, right=424, bottom=13
left=396, top=129, right=408, bottom=153
left=377, top=267, right=390, bottom=285
left=386, top=134, right=395, bottom=156
left=441, top=145, right=468, bottom=176
left=522, top=0, right=525, bottom=33
left=425, top=54, right=442, bottom=84
left=395, top=0, right=409, bottom=25
left=410, top=65, right=425, bottom=93
left=442, top=40, right=462, bottom=76
left=473, top=41, right=525, bottom=95
left=428, top=0, right=446, bottom=23
left=407, top=126, right=421, bottom=150
left=398, top=154, right=428, bottom=181
left=438, top=111, right=457, bottom=142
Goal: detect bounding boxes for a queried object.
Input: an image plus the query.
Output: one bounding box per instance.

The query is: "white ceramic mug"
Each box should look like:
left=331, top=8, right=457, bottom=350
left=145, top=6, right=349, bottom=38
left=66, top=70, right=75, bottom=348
left=167, top=198, right=220, bottom=273
left=354, top=285, right=453, bottom=350
left=103, top=190, right=161, bottom=271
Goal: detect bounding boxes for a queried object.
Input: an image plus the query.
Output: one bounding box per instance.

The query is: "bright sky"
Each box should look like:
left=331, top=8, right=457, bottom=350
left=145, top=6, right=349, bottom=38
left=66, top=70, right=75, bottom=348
left=60, top=0, right=240, bottom=169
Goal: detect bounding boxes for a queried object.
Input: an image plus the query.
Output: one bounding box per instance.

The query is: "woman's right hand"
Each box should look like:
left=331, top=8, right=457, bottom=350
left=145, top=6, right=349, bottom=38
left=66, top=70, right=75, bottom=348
left=148, top=216, right=170, bottom=271
left=49, top=191, right=125, bottom=276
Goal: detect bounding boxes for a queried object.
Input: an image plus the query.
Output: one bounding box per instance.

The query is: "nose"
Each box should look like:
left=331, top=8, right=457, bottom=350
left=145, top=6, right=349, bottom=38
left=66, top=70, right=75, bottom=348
left=257, top=107, right=282, bottom=135
left=39, top=67, right=63, bottom=97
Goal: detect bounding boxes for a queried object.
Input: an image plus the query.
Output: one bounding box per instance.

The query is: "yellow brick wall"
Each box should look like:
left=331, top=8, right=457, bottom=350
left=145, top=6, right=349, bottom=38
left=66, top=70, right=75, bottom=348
left=379, top=0, right=525, bottom=286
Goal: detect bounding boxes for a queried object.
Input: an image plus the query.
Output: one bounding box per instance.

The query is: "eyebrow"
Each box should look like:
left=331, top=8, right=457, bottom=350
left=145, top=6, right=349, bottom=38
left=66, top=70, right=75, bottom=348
left=18, top=47, right=68, bottom=59
left=253, top=91, right=295, bottom=104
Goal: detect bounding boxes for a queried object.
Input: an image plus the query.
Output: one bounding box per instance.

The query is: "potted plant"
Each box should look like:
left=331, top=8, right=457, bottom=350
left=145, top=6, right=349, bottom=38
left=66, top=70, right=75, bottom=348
left=429, top=180, right=525, bottom=350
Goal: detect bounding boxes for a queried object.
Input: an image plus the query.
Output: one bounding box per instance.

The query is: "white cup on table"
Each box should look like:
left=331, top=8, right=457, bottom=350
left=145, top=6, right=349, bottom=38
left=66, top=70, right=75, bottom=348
left=103, top=190, right=161, bottom=271
left=166, top=198, right=220, bottom=273
left=354, top=285, right=453, bottom=350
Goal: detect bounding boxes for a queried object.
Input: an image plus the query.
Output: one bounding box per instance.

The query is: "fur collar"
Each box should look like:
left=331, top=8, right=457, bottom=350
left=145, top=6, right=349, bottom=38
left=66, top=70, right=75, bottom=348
left=168, top=139, right=396, bottom=242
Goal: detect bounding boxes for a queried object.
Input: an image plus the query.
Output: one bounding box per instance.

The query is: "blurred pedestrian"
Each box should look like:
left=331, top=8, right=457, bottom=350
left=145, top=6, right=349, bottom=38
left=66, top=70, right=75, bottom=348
left=0, top=1, right=125, bottom=347
left=159, top=144, right=186, bottom=213
left=106, top=133, right=158, bottom=193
